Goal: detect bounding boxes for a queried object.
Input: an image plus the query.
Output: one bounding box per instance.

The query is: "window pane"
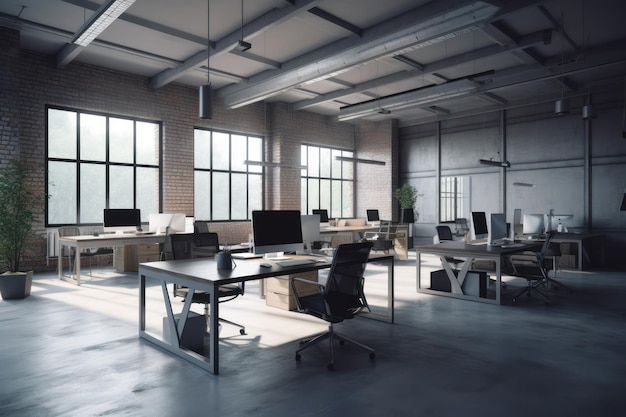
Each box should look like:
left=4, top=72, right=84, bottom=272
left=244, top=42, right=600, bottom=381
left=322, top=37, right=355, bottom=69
left=109, top=165, right=134, bottom=208
left=331, top=149, right=342, bottom=179
left=248, top=137, right=263, bottom=173
left=212, top=132, right=230, bottom=170
left=231, top=135, right=247, bottom=172
left=80, top=163, right=105, bottom=223
left=248, top=174, right=262, bottom=216
left=231, top=173, right=247, bottom=220
left=136, top=121, right=159, bottom=165
left=320, top=147, right=331, bottom=177
left=301, top=145, right=307, bottom=177
left=137, top=167, right=158, bottom=223
left=212, top=172, right=229, bottom=220
left=48, top=161, right=77, bottom=224
left=308, top=179, right=319, bottom=211
left=194, top=171, right=211, bottom=220
left=320, top=179, right=331, bottom=212
left=341, top=151, right=354, bottom=180
left=194, top=130, right=211, bottom=169
left=342, top=181, right=354, bottom=218
left=109, top=118, right=134, bottom=163
left=307, top=147, right=319, bottom=177
left=301, top=178, right=307, bottom=214
left=331, top=180, right=342, bottom=219
left=80, top=114, right=106, bottom=161
left=48, top=109, right=77, bottom=159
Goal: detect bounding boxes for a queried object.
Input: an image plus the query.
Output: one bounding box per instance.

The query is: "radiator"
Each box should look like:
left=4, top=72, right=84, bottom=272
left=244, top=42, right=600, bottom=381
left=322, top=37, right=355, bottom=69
left=47, top=230, right=59, bottom=264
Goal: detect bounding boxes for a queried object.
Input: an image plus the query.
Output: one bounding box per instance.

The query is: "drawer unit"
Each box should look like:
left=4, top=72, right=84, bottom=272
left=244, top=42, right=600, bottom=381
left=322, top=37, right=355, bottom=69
left=266, top=270, right=319, bottom=311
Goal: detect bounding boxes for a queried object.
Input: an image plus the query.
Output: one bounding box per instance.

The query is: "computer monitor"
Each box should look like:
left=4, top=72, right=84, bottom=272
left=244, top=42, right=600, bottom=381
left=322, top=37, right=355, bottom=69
left=301, top=214, right=321, bottom=253
left=148, top=213, right=186, bottom=234
left=252, top=210, right=304, bottom=255
left=471, top=211, right=488, bottom=240
left=312, top=209, right=329, bottom=223
left=522, top=213, right=545, bottom=235
left=489, top=213, right=508, bottom=245
left=103, top=208, right=141, bottom=233
left=366, top=209, right=380, bottom=222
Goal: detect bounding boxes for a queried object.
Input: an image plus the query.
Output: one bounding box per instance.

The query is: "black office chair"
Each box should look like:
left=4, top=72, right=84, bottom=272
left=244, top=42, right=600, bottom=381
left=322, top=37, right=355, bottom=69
left=290, top=241, right=375, bottom=370
left=362, top=220, right=395, bottom=254
left=170, top=233, right=246, bottom=335
left=435, top=225, right=464, bottom=269
left=507, top=230, right=559, bottom=304
left=194, top=220, right=210, bottom=233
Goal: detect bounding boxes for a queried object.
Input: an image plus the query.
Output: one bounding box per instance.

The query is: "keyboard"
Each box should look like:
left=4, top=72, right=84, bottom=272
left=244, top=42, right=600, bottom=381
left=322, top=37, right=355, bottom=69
left=276, top=259, right=317, bottom=267
left=501, top=243, right=525, bottom=248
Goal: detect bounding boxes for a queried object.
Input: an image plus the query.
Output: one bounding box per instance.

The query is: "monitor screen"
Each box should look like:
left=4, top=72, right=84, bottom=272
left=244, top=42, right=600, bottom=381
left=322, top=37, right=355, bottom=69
left=523, top=213, right=545, bottom=235
left=471, top=211, right=488, bottom=240
left=366, top=209, right=380, bottom=222
left=252, top=210, right=304, bottom=255
left=312, top=209, right=329, bottom=223
left=489, top=213, right=508, bottom=244
left=301, top=214, right=321, bottom=252
left=103, top=208, right=141, bottom=232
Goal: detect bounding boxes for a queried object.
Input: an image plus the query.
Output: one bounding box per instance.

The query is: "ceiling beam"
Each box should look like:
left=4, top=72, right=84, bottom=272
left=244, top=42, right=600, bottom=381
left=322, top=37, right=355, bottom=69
left=308, top=7, right=362, bottom=36
left=149, top=0, right=322, bottom=89
left=292, top=28, right=552, bottom=110
left=221, top=0, right=501, bottom=108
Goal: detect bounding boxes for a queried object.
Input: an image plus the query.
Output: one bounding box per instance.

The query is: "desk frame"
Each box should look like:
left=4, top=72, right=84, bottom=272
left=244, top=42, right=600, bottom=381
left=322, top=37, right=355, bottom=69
left=415, top=242, right=541, bottom=305
left=58, top=233, right=166, bottom=285
left=138, top=254, right=394, bottom=375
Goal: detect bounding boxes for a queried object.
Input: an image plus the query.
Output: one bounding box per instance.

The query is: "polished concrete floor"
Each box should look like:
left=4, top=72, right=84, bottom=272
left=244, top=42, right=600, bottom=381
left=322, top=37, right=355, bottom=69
left=1, top=252, right=625, bottom=417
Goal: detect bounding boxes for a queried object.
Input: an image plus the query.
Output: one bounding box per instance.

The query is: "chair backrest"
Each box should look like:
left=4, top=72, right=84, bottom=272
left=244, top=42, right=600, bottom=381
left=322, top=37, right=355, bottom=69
left=536, top=230, right=555, bottom=265
left=455, top=218, right=469, bottom=234
left=436, top=225, right=454, bottom=241
left=194, top=221, right=210, bottom=233
left=169, top=233, right=195, bottom=260
left=325, top=242, right=372, bottom=316
left=194, top=232, right=219, bottom=256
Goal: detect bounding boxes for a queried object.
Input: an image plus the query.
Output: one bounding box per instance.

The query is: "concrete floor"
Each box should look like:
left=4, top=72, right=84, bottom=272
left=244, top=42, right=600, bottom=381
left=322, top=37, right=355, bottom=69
left=1, top=252, right=625, bottom=417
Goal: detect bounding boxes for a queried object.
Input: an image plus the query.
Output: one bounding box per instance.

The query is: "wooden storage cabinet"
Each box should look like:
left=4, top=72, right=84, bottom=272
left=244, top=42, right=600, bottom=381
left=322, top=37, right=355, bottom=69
left=265, top=271, right=319, bottom=311
left=114, top=244, right=160, bottom=272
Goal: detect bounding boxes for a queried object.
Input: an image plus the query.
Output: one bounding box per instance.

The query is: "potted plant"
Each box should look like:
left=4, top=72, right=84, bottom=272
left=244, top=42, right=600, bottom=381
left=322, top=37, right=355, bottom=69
left=394, top=183, right=418, bottom=224
left=0, top=160, right=39, bottom=299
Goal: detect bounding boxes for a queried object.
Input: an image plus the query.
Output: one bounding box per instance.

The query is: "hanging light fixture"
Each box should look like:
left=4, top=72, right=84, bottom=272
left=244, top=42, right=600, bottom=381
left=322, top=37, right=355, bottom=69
left=555, top=11, right=570, bottom=116
left=234, top=0, right=251, bottom=52
left=199, top=0, right=212, bottom=119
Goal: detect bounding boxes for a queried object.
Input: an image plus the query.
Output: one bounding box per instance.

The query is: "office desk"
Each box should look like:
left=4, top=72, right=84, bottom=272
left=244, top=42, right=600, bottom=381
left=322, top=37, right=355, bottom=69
left=415, top=241, right=541, bottom=305
left=138, top=253, right=394, bottom=374
left=550, top=232, right=605, bottom=270
left=321, top=224, right=409, bottom=259
left=58, top=233, right=166, bottom=285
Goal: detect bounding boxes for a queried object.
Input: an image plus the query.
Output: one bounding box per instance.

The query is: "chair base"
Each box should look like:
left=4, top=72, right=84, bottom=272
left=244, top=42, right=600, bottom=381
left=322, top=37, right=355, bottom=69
left=512, top=281, right=550, bottom=305
left=295, top=323, right=375, bottom=370
left=202, top=304, right=246, bottom=335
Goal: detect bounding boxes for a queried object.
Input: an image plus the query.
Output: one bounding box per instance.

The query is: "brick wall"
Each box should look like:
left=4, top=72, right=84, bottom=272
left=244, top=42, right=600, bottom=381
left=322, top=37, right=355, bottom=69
left=1, top=28, right=394, bottom=272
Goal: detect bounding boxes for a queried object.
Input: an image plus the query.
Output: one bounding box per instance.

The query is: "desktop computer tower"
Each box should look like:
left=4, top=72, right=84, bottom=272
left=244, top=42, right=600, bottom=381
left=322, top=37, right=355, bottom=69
left=430, top=269, right=487, bottom=298
left=163, top=311, right=206, bottom=354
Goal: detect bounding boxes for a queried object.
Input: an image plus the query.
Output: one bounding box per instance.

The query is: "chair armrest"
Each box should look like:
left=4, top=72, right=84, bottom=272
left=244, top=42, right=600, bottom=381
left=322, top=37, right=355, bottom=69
left=290, top=277, right=326, bottom=312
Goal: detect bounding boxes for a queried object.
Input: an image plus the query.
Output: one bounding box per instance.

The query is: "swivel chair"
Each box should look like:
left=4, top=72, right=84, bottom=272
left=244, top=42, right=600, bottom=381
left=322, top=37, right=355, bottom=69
left=508, top=231, right=561, bottom=304
left=290, top=242, right=375, bottom=370
left=170, top=233, right=246, bottom=335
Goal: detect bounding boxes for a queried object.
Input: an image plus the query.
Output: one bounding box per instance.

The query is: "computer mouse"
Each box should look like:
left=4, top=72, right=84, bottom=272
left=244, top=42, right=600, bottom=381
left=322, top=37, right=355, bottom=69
left=259, top=262, right=272, bottom=268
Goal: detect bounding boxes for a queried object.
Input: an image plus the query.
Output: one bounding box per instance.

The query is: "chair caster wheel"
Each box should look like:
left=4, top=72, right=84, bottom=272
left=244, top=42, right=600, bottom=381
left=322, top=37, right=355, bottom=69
left=327, top=363, right=334, bottom=371
left=295, top=353, right=301, bottom=361
left=239, top=329, right=246, bottom=335
left=369, top=352, right=376, bottom=360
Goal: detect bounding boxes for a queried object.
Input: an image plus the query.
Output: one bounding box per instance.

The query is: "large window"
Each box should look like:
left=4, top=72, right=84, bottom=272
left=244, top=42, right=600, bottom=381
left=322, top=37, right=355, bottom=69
left=301, top=145, right=354, bottom=219
left=194, top=129, right=263, bottom=221
left=440, top=176, right=470, bottom=222
left=46, top=107, right=161, bottom=226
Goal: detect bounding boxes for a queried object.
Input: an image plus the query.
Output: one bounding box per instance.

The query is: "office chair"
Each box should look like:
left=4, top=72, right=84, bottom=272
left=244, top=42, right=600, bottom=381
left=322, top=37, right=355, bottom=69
left=193, top=221, right=210, bottom=233
left=290, top=242, right=375, bottom=370
left=362, top=220, right=395, bottom=254
left=454, top=218, right=470, bottom=236
left=507, top=230, right=559, bottom=304
left=170, top=233, right=246, bottom=335
left=435, top=225, right=464, bottom=269
left=58, top=226, right=98, bottom=278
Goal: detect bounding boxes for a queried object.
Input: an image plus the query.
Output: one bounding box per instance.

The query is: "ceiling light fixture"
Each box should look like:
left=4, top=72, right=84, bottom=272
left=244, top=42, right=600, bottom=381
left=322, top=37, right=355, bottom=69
left=479, top=159, right=510, bottom=168
left=335, top=156, right=386, bottom=166
left=199, top=0, right=212, bottom=119
left=338, top=78, right=477, bottom=122
left=513, top=182, right=535, bottom=187
left=233, top=0, right=251, bottom=52
left=72, top=0, right=136, bottom=47
left=554, top=11, right=570, bottom=116
left=244, top=160, right=306, bottom=170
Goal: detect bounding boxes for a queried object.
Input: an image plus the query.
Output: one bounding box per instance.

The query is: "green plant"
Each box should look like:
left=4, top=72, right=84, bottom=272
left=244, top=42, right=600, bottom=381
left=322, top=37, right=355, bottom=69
left=0, top=161, right=39, bottom=273
left=394, top=183, right=417, bottom=209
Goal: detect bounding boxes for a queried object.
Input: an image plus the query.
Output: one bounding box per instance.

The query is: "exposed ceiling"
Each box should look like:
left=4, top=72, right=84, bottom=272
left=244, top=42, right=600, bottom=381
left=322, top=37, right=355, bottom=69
left=2, top=0, right=626, bottom=127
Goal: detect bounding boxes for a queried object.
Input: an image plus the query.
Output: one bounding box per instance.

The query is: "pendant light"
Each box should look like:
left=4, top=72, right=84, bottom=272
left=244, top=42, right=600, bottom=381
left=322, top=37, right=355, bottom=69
left=199, top=0, right=212, bottom=119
